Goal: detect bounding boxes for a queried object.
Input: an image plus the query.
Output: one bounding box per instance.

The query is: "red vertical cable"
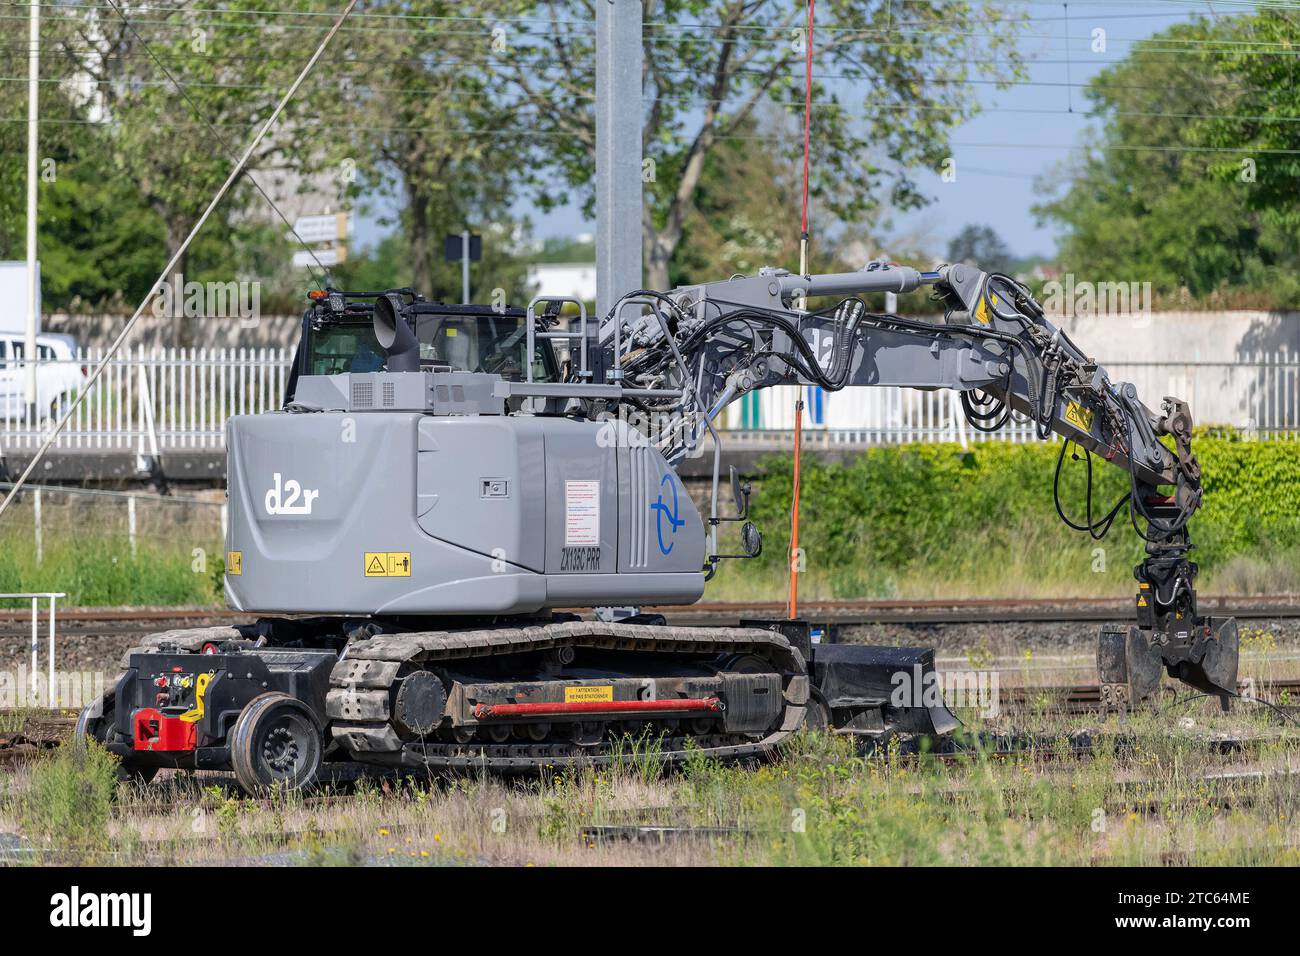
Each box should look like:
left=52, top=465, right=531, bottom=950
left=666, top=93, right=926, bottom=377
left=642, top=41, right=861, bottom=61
left=790, top=0, right=814, bottom=622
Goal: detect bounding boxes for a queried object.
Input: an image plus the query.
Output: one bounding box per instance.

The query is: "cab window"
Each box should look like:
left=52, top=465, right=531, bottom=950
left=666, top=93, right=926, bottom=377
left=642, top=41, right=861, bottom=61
left=307, top=322, right=385, bottom=376
left=412, top=313, right=553, bottom=382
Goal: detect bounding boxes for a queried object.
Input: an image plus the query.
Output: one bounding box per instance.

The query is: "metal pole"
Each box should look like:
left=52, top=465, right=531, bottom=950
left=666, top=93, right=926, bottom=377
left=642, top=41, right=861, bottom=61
left=33, top=487, right=41, bottom=564
left=595, top=0, right=642, bottom=317
left=461, top=228, right=470, bottom=304
left=47, top=594, right=55, bottom=707
left=24, top=0, right=39, bottom=419
left=788, top=398, right=804, bottom=620
left=127, top=493, right=137, bottom=558
left=29, top=596, right=37, bottom=705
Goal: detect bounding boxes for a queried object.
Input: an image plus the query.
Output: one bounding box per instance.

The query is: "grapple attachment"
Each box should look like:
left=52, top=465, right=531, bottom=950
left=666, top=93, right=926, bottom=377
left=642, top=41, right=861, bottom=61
left=1098, top=616, right=1239, bottom=710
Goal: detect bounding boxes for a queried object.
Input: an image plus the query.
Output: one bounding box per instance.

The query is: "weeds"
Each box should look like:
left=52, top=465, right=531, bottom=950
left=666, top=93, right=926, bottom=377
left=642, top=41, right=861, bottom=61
left=19, top=740, right=118, bottom=859
left=2, top=695, right=1299, bottom=866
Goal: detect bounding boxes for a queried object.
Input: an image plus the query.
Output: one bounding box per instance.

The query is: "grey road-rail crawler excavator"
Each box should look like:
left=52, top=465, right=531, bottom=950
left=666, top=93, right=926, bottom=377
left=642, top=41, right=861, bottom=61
left=75, top=261, right=1238, bottom=793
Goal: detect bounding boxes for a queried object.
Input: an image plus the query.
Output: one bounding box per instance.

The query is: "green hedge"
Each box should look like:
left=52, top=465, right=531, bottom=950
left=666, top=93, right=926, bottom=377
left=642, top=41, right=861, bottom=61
left=712, top=437, right=1300, bottom=600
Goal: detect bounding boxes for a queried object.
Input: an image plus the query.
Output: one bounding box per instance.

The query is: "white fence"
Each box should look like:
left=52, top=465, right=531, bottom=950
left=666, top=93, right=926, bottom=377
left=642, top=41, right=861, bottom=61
left=721, top=356, right=1300, bottom=445
left=0, top=347, right=1293, bottom=453
left=0, top=346, right=291, bottom=452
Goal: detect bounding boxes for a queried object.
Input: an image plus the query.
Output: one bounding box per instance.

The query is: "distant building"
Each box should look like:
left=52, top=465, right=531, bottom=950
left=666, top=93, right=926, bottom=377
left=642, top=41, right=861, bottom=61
left=526, top=262, right=598, bottom=303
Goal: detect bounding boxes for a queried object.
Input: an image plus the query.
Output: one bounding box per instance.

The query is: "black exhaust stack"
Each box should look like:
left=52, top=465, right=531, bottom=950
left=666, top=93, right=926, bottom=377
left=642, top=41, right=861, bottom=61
left=373, top=293, right=420, bottom=372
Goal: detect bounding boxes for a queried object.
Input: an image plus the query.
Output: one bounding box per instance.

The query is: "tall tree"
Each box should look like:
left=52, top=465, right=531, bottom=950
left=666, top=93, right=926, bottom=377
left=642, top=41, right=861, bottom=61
left=314, top=0, right=534, bottom=302
left=510, top=0, right=1023, bottom=291
left=1036, top=14, right=1300, bottom=306
left=55, top=0, right=338, bottom=336
left=0, top=7, right=164, bottom=309
left=1193, top=10, right=1300, bottom=230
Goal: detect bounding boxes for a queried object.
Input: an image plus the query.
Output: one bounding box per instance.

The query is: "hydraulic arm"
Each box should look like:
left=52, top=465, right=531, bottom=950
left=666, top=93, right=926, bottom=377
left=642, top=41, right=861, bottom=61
left=598, top=260, right=1238, bottom=708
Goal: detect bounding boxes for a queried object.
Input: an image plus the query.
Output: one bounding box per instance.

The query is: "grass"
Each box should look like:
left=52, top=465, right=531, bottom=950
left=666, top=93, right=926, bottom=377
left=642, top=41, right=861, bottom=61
left=0, top=497, right=222, bottom=607
left=16, top=741, right=119, bottom=862
left=704, top=518, right=1300, bottom=603
left=2, top=702, right=1299, bottom=867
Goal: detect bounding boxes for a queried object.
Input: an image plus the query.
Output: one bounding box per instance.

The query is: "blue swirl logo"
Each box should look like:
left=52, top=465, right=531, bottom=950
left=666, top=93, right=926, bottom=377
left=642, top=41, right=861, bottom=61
left=651, top=473, right=685, bottom=555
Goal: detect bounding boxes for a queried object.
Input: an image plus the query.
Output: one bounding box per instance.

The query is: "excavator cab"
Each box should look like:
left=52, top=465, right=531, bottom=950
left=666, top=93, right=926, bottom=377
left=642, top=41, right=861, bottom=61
left=285, top=289, right=561, bottom=404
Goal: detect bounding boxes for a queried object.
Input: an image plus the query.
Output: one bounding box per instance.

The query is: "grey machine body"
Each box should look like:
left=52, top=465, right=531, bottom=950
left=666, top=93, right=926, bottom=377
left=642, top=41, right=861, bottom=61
left=225, top=369, right=706, bottom=615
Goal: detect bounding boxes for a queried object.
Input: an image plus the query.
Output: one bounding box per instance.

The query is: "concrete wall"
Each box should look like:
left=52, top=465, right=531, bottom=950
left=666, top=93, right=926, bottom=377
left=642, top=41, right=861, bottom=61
left=1056, top=311, right=1300, bottom=429
left=1056, top=310, right=1300, bottom=363
left=43, top=313, right=302, bottom=350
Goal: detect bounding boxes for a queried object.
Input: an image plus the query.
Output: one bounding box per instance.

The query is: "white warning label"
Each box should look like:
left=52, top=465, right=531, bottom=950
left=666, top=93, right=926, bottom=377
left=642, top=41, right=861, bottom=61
left=564, top=479, right=600, bottom=546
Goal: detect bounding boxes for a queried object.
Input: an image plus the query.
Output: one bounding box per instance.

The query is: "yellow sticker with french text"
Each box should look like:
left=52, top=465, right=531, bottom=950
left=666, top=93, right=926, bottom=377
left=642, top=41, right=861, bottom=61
left=226, top=551, right=242, bottom=575
left=564, top=685, right=613, bottom=703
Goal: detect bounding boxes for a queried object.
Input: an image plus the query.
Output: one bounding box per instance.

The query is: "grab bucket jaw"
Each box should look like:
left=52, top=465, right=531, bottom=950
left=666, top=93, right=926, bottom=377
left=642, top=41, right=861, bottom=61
left=1098, top=616, right=1239, bottom=710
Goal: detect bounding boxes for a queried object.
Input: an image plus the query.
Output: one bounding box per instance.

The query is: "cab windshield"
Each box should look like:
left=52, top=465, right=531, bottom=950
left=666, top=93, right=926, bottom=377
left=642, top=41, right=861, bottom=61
left=306, top=310, right=555, bottom=382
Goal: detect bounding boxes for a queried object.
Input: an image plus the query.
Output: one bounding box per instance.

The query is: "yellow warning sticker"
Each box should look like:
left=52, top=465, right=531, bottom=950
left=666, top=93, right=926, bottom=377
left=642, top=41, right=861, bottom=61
left=974, top=295, right=991, bottom=324
left=226, top=551, right=242, bottom=575
left=1137, top=596, right=1148, bottom=608
left=1064, top=400, right=1095, bottom=432
left=564, top=685, right=613, bottom=703
left=364, top=552, right=412, bottom=577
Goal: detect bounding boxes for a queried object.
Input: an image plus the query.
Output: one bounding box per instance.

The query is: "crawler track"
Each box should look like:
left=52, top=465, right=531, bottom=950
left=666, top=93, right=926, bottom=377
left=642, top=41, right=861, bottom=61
left=329, top=620, right=809, bottom=771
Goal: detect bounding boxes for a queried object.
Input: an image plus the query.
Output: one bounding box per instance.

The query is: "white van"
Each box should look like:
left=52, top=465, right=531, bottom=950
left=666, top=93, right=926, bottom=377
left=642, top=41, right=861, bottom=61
left=0, top=332, right=88, bottom=420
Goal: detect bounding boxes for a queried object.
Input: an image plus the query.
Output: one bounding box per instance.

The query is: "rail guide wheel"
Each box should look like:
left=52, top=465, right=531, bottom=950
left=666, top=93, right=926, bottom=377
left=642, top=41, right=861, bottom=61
left=230, top=692, right=324, bottom=795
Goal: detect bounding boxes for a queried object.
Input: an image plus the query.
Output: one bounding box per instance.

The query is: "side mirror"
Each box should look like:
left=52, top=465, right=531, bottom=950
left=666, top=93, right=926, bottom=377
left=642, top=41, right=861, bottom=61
left=730, top=466, right=751, bottom=519
left=740, top=521, right=763, bottom=558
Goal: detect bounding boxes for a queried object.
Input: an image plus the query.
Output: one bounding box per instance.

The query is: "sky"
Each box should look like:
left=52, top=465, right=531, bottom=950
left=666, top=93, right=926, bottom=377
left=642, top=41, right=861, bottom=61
left=354, top=2, right=1223, bottom=263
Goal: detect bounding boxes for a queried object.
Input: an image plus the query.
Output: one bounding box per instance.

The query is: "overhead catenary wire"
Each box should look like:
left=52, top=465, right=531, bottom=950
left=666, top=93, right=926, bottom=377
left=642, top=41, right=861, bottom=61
left=12, top=70, right=1300, bottom=133
left=12, top=2, right=1299, bottom=54
left=7, top=0, right=1289, bottom=46
left=0, top=0, right=360, bottom=524
left=0, top=0, right=1194, bottom=32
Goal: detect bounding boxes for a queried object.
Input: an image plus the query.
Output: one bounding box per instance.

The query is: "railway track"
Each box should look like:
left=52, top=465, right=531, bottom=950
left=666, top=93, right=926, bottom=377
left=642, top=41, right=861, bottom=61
left=1, top=593, right=1299, bottom=636
left=0, top=597, right=1295, bottom=769
left=4, top=675, right=1298, bottom=768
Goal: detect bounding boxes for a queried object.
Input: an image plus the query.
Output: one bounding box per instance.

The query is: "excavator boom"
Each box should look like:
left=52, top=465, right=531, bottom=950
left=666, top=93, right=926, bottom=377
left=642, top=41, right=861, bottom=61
left=599, top=260, right=1234, bottom=707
